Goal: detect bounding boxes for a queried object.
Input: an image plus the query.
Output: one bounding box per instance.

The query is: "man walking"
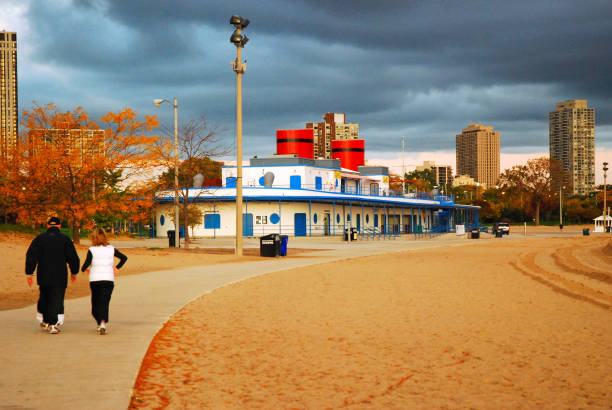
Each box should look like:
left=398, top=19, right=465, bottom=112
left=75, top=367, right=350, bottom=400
left=26, top=217, right=80, bottom=334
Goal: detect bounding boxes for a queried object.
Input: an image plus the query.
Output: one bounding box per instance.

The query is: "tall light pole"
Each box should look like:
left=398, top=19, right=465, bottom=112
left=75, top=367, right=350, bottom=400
left=153, top=98, right=180, bottom=248
left=604, top=162, right=609, bottom=230
left=230, top=15, right=249, bottom=256
left=559, top=185, right=565, bottom=230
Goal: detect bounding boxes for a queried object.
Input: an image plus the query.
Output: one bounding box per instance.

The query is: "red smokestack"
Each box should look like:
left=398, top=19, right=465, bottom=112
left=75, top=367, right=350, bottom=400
left=331, top=139, right=365, bottom=171
left=276, top=129, right=314, bottom=159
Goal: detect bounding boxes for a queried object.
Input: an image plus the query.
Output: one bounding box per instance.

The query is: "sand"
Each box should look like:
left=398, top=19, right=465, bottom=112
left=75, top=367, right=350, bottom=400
left=129, top=235, right=612, bottom=409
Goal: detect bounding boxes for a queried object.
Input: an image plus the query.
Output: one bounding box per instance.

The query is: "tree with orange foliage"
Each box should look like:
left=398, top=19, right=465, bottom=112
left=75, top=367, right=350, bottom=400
left=0, top=103, right=160, bottom=243
left=498, top=157, right=565, bottom=225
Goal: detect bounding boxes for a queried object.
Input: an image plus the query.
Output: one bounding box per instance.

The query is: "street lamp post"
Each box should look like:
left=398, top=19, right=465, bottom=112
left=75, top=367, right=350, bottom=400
left=153, top=98, right=180, bottom=248
left=604, top=162, right=609, bottom=230
left=230, top=14, right=249, bottom=256
left=559, top=185, right=565, bottom=230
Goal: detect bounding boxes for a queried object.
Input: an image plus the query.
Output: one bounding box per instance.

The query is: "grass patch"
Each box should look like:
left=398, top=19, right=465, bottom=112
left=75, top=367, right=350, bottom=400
left=0, top=223, right=40, bottom=235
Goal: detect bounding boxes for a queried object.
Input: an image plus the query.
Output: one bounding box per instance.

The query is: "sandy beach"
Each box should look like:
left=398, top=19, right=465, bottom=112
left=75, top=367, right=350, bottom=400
left=2, top=227, right=610, bottom=408
left=128, top=234, right=612, bottom=409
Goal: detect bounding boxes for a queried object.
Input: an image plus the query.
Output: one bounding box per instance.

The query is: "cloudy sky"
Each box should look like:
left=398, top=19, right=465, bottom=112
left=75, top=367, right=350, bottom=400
left=2, top=0, right=612, bottom=180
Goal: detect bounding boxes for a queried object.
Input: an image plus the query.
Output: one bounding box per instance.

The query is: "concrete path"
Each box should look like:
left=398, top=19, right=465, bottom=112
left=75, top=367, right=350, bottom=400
left=0, top=233, right=579, bottom=409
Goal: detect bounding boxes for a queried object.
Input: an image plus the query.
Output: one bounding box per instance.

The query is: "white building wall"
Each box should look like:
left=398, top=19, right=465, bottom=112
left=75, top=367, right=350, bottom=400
left=155, top=200, right=437, bottom=238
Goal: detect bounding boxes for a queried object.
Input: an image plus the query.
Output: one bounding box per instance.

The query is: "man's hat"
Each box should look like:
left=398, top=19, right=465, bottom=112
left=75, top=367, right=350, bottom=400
left=47, top=217, right=61, bottom=226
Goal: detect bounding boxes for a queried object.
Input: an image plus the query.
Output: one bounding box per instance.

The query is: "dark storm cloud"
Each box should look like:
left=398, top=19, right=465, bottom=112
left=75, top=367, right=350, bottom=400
left=20, top=0, right=612, bottom=156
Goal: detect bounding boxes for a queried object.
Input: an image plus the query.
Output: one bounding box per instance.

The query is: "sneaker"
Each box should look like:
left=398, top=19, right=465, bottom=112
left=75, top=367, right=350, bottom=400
left=40, top=322, right=49, bottom=330
left=49, top=325, right=60, bottom=334
left=98, top=321, right=106, bottom=335
left=36, top=312, right=43, bottom=323
left=57, top=314, right=65, bottom=325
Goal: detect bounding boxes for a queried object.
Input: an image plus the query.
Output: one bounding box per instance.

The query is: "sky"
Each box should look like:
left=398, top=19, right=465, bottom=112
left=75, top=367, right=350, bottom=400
left=2, top=0, right=612, bottom=182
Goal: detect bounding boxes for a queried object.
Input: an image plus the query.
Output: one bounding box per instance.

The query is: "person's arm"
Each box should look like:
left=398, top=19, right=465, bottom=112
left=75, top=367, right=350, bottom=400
left=81, top=250, right=93, bottom=272
left=65, top=239, right=80, bottom=280
left=25, top=237, right=40, bottom=287
left=114, top=249, right=127, bottom=269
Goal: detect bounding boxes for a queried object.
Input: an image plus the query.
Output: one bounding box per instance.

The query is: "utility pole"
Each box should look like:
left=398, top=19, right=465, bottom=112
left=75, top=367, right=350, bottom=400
left=604, top=162, right=609, bottom=231
left=230, top=15, right=249, bottom=256
left=401, top=136, right=405, bottom=193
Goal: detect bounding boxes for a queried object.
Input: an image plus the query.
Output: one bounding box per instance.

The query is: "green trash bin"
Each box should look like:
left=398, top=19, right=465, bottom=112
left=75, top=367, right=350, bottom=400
left=582, top=228, right=590, bottom=236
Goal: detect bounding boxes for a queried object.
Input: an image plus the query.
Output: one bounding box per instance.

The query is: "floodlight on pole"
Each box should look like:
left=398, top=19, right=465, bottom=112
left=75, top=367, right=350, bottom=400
left=230, top=14, right=249, bottom=256
left=604, top=162, right=609, bottom=227
left=153, top=98, right=180, bottom=248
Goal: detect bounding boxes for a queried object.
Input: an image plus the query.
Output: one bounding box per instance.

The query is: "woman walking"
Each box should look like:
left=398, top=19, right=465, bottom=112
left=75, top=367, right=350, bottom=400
left=81, top=228, right=127, bottom=335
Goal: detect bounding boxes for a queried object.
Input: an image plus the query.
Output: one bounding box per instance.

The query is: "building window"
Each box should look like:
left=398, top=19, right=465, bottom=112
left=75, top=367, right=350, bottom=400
left=204, top=213, right=220, bottom=229
left=160, top=215, right=165, bottom=226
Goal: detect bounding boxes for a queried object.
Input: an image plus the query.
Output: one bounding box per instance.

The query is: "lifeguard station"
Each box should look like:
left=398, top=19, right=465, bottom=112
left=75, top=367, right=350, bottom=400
left=593, top=215, right=612, bottom=232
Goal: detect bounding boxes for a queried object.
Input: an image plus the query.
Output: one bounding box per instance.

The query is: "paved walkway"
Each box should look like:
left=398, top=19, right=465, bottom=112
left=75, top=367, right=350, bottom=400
left=0, top=233, right=577, bottom=409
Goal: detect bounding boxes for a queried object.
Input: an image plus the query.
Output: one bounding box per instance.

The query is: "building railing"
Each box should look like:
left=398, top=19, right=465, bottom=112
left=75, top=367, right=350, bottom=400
left=221, top=182, right=455, bottom=204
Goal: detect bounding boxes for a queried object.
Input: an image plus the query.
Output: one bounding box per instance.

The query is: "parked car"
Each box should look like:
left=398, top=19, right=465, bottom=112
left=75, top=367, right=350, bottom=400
left=492, top=222, right=510, bottom=235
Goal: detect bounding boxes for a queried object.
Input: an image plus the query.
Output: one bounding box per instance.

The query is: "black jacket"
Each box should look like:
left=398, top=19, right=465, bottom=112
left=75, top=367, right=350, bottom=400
left=25, top=227, right=80, bottom=287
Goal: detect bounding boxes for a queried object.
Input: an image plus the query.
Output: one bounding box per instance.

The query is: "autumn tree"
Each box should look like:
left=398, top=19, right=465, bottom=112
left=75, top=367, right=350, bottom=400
left=498, top=157, right=565, bottom=225
left=153, top=116, right=228, bottom=248
left=0, top=103, right=160, bottom=243
left=404, top=168, right=435, bottom=192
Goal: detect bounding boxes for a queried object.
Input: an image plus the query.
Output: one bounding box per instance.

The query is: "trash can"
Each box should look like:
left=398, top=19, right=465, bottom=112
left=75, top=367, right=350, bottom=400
left=470, top=228, right=480, bottom=239
left=351, top=228, right=358, bottom=240
left=260, top=234, right=280, bottom=257
left=606, top=226, right=611, bottom=233
left=582, top=228, right=590, bottom=236
left=167, top=230, right=176, bottom=247
left=495, top=230, right=503, bottom=238
left=280, top=235, right=289, bottom=256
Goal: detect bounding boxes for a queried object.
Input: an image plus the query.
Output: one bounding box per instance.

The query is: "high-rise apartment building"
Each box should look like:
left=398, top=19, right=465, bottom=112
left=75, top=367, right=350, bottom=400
left=30, top=128, right=105, bottom=165
left=1, top=31, right=18, bottom=157
left=306, top=112, right=359, bottom=159
left=549, top=99, right=595, bottom=195
left=456, top=124, right=500, bottom=189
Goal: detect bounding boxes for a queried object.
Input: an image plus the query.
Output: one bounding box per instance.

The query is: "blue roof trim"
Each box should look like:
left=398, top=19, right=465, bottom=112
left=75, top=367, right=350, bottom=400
left=222, top=164, right=342, bottom=170
left=156, top=195, right=479, bottom=210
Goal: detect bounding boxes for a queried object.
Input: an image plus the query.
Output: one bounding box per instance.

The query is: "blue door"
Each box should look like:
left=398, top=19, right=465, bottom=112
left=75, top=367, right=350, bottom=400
left=243, top=213, right=253, bottom=237
left=374, top=214, right=378, bottom=228
left=294, top=213, right=307, bottom=236
left=315, top=176, right=322, bottom=190
left=290, top=175, right=302, bottom=189
left=356, top=214, right=361, bottom=232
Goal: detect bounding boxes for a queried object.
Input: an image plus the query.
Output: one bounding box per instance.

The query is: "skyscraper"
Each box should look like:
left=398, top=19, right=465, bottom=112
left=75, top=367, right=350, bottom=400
left=456, top=124, right=500, bottom=189
left=306, top=112, right=359, bottom=159
left=549, top=100, right=595, bottom=195
left=0, top=31, right=17, bottom=157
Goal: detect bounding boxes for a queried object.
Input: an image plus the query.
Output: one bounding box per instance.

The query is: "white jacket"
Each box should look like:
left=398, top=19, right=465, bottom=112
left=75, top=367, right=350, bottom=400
left=89, top=245, right=116, bottom=282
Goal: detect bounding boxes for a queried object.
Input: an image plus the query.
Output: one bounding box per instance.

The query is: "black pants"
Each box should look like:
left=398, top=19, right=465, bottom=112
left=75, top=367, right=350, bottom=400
left=38, top=286, right=66, bottom=325
left=38, top=294, right=64, bottom=317
left=90, top=281, right=114, bottom=325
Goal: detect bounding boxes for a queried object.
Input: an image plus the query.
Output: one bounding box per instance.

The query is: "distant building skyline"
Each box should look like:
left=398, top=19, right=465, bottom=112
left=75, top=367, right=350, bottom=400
left=549, top=99, right=595, bottom=195
left=455, top=124, right=500, bottom=189
left=415, top=161, right=453, bottom=187
left=0, top=30, right=17, bottom=157
left=306, top=112, right=359, bottom=159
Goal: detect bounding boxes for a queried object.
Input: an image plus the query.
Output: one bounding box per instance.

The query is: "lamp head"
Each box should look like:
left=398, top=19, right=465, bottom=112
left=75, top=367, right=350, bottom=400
left=230, top=15, right=249, bottom=29
left=230, top=30, right=249, bottom=47
left=153, top=99, right=164, bottom=107
left=230, top=31, right=242, bottom=45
